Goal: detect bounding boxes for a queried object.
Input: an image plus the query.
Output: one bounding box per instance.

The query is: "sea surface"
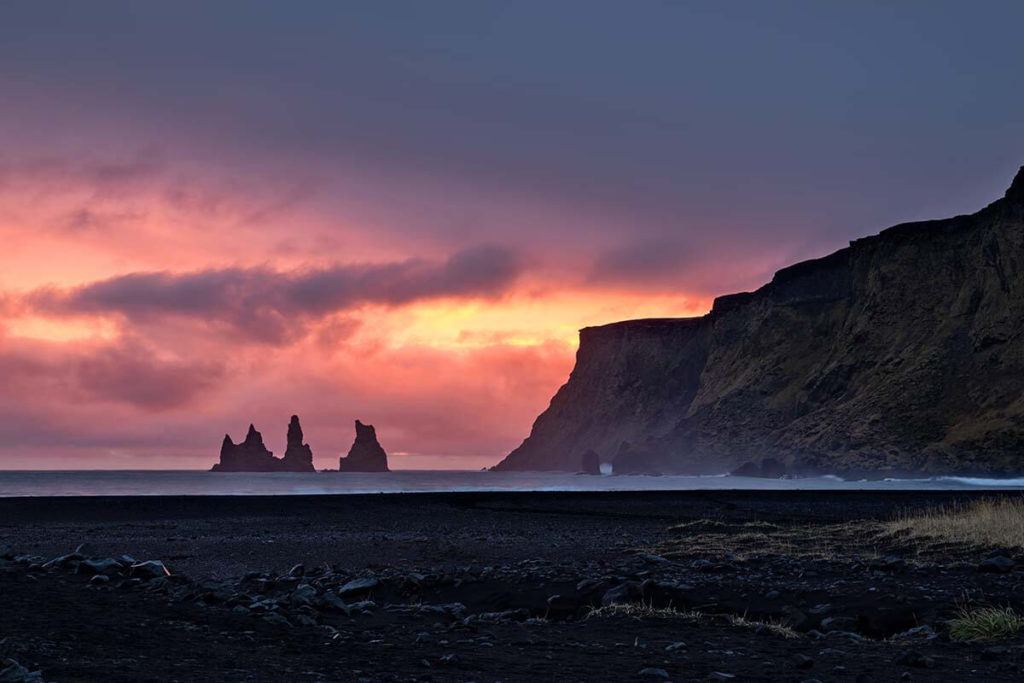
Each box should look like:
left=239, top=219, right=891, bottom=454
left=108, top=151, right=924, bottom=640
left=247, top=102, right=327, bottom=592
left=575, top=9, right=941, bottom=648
left=0, top=470, right=1023, bottom=497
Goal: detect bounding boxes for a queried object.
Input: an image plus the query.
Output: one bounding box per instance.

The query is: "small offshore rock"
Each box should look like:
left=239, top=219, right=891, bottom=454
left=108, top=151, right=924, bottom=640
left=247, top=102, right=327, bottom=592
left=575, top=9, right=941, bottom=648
left=288, top=563, right=305, bottom=577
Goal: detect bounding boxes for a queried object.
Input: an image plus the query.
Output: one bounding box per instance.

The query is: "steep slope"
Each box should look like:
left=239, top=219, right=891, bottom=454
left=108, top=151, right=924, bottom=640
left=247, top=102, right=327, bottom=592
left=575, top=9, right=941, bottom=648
left=495, top=169, right=1024, bottom=476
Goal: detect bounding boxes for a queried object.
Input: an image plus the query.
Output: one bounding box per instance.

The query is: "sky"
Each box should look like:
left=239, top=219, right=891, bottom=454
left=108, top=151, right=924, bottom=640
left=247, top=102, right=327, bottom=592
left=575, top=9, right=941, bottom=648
left=1, top=1, right=1024, bottom=469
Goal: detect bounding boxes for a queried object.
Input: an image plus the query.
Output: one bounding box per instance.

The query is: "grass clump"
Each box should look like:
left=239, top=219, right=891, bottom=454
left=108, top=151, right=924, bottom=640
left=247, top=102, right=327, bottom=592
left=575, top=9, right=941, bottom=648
left=584, top=602, right=699, bottom=621
left=889, top=497, right=1024, bottom=549
left=949, top=606, right=1024, bottom=641
left=727, top=614, right=800, bottom=639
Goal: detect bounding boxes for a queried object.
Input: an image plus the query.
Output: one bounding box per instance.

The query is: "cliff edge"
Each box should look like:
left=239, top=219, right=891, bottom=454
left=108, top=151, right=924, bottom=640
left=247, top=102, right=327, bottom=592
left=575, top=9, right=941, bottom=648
left=494, top=168, right=1024, bottom=476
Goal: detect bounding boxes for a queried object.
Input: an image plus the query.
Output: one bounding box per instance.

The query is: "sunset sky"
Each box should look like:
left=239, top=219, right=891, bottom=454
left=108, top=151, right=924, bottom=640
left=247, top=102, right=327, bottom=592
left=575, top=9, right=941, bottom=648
left=2, top=2, right=1024, bottom=469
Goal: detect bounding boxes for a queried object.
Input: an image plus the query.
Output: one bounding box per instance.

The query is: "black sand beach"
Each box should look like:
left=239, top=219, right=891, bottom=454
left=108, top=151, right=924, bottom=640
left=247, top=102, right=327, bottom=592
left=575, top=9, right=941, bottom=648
left=2, top=490, right=1023, bottom=681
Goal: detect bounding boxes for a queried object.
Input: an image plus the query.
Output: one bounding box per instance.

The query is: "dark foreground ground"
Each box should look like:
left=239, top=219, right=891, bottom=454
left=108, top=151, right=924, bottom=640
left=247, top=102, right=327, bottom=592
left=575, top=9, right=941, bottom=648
left=2, top=490, right=1024, bottom=682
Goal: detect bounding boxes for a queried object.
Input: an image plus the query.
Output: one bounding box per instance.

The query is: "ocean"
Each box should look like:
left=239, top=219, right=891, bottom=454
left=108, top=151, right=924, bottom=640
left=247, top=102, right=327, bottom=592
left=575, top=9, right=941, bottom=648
left=0, top=470, right=1022, bottom=497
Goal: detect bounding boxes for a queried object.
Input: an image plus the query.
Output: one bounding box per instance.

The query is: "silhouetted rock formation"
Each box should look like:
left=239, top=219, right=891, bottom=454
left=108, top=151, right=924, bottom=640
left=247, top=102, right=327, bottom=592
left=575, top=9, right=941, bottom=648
left=580, top=449, right=601, bottom=475
left=338, top=420, right=390, bottom=472
left=211, top=418, right=316, bottom=472
left=495, top=167, right=1024, bottom=477
left=282, top=415, right=315, bottom=471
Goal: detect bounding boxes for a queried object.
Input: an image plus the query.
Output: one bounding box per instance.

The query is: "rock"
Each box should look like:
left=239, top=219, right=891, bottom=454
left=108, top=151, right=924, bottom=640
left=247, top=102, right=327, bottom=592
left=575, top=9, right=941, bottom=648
left=317, top=591, right=350, bottom=613
left=281, top=415, right=316, bottom=472
left=41, top=553, right=82, bottom=570
left=792, top=654, right=814, bottom=669
left=708, top=674, right=735, bottom=681
left=74, top=543, right=97, bottom=557
left=0, top=659, right=44, bottom=683
left=891, top=625, right=938, bottom=641
left=211, top=425, right=276, bottom=472
left=337, top=577, right=379, bottom=597
left=819, top=616, right=856, bottom=632
left=89, top=574, right=111, bottom=586
left=338, top=420, right=390, bottom=472
left=76, top=559, right=123, bottom=577
left=894, top=651, right=934, bottom=668
left=492, top=167, right=1024, bottom=477
left=291, top=584, right=317, bottom=606
left=546, top=594, right=581, bottom=618
left=638, top=668, right=670, bottom=679
left=665, top=641, right=686, bottom=651
left=262, top=613, right=291, bottom=627
left=288, top=563, right=305, bottom=577
left=211, top=418, right=316, bottom=473
left=580, top=449, right=601, bottom=475
left=978, top=555, right=1016, bottom=573
left=129, top=560, right=171, bottom=580
left=601, top=581, right=643, bottom=606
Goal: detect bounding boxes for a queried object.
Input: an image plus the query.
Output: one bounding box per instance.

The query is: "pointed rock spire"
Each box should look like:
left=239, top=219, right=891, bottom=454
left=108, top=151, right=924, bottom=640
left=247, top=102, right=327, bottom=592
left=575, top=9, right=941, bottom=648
left=282, top=415, right=315, bottom=472
left=338, top=420, right=390, bottom=472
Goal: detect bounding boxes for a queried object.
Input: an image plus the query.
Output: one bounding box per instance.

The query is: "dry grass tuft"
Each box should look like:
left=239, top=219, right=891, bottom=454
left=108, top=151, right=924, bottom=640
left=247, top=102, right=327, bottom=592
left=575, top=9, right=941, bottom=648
left=949, top=606, right=1024, bottom=641
left=584, top=602, right=700, bottom=621
left=726, top=614, right=800, bottom=639
left=888, top=498, right=1024, bottom=549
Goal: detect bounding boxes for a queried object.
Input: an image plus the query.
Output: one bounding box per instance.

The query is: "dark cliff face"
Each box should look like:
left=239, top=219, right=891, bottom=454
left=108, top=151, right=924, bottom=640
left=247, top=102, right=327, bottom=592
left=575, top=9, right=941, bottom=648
left=211, top=417, right=316, bottom=473
left=338, top=420, right=390, bottom=472
left=495, top=168, right=1024, bottom=476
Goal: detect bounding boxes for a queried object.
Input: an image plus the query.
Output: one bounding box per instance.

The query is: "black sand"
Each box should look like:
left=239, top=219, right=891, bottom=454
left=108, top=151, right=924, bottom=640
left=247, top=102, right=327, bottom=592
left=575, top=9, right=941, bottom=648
left=1, top=490, right=1023, bottom=681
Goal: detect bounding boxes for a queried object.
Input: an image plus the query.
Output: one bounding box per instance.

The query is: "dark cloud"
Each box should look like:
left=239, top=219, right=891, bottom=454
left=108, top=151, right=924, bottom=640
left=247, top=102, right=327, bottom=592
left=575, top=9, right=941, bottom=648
left=74, top=342, right=225, bottom=411
left=26, top=245, right=525, bottom=344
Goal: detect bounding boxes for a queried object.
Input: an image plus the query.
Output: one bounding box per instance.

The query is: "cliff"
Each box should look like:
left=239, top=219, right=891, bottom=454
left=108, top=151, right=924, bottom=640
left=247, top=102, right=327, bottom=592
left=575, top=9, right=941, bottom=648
left=338, top=420, right=390, bottom=472
left=495, top=168, right=1024, bottom=476
left=211, top=417, right=316, bottom=472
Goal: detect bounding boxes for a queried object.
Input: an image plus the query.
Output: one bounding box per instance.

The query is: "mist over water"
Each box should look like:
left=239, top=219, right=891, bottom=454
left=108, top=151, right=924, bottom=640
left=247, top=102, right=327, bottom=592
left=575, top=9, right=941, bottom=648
left=0, top=471, right=1022, bottom=497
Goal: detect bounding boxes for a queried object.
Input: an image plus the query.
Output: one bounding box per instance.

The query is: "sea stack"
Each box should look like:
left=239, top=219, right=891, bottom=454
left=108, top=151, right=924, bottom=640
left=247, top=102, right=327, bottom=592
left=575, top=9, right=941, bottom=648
left=211, top=418, right=316, bottom=472
left=338, top=420, right=390, bottom=472
left=281, top=415, right=315, bottom=471
left=211, top=424, right=277, bottom=472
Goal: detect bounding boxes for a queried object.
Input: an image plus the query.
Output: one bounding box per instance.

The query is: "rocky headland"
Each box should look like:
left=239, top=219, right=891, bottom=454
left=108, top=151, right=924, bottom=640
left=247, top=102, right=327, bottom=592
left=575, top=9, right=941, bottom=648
left=338, top=420, right=390, bottom=472
left=496, top=168, right=1024, bottom=477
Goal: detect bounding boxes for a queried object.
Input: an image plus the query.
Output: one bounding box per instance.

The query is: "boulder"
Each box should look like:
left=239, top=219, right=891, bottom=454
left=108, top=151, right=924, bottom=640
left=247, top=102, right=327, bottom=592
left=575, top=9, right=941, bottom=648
left=338, top=421, right=390, bottom=472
